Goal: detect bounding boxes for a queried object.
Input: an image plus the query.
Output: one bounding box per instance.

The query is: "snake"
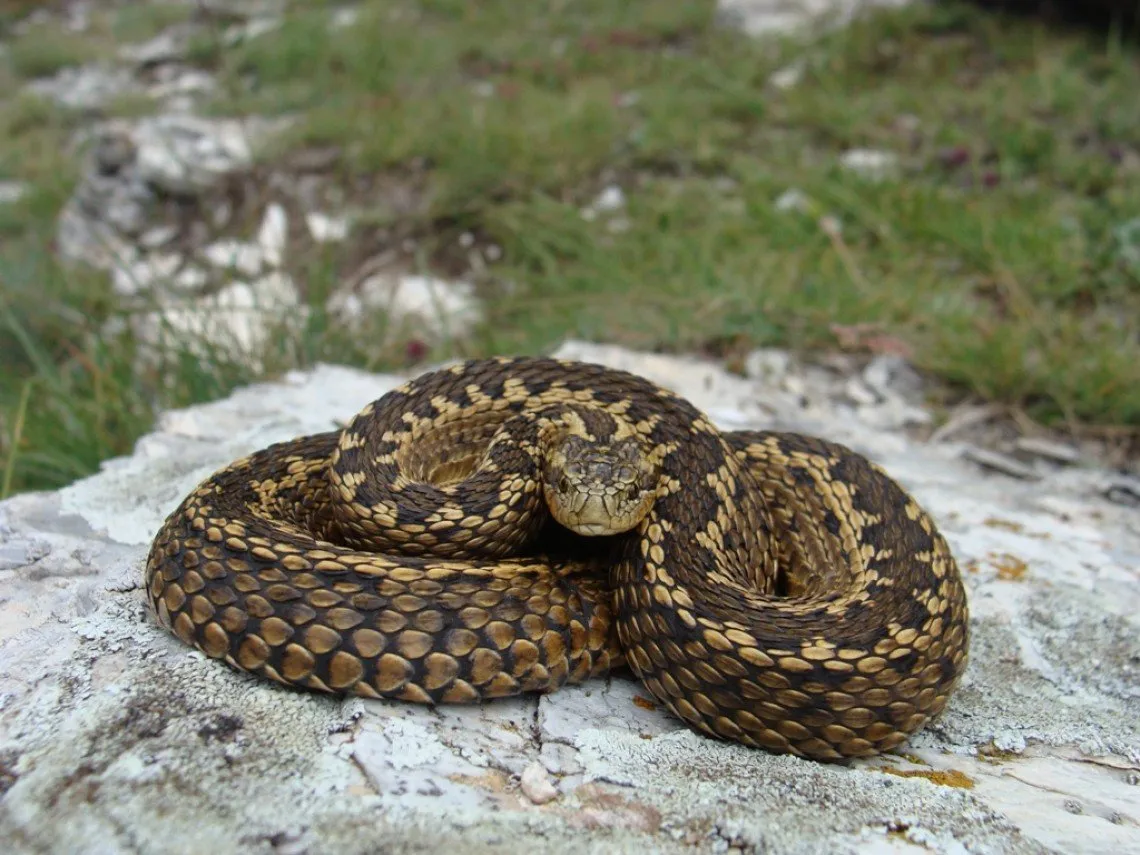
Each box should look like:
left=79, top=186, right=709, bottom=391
left=144, top=357, right=969, bottom=761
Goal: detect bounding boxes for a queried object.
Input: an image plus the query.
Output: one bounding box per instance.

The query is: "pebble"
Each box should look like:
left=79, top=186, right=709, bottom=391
left=838, top=148, right=899, bottom=182
left=519, top=762, right=558, bottom=805
left=305, top=212, right=350, bottom=243
left=768, top=61, right=804, bottom=89
left=0, top=181, right=28, bottom=204
left=257, top=203, right=289, bottom=268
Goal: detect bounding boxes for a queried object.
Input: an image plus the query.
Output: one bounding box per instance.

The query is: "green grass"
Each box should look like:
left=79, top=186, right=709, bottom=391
left=2, top=0, right=1139, bottom=497
left=108, top=3, right=195, bottom=44
left=5, top=22, right=104, bottom=79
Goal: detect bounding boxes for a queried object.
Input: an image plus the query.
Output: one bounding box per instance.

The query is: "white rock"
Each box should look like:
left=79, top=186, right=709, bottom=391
left=328, top=272, right=482, bottom=340
left=856, top=397, right=932, bottom=430
left=839, top=148, right=900, bottom=182
left=147, top=68, right=217, bottom=102
left=744, top=348, right=791, bottom=382
left=774, top=188, right=811, bottom=214
left=56, top=202, right=138, bottom=270
left=1113, top=217, right=1140, bottom=272
left=581, top=185, right=625, bottom=221
left=0, top=343, right=1137, bottom=852
left=718, top=0, right=913, bottom=38
left=111, top=252, right=205, bottom=297
left=519, top=763, right=559, bottom=804
left=862, top=354, right=924, bottom=401
left=0, top=180, right=28, bottom=203
left=133, top=115, right=265, bottom=194
left=844, top=376, right=880, bottom=407
left=194, top=0, right=284, bottom=15
left=768, top=61, right=805, bottom=89
left=851, top=355, right=932, bottom=429
left=131, top=272, right=303, bottom=370
left=593, top=185, right=625, bottom=212
left=118, top=29, right=190, bottom=66
left=202, top=240, right=266, bottom=277
left=257, top=203, right=288, bottom=268
left=25, top=65, right=138, bottom=109
left=224, top=16, right=282, bottom=46
left=330, top=7, right=360, bottom=28
left=139, top=225, right=179, bottom=250
left=305, top=211, right=350, bottom=242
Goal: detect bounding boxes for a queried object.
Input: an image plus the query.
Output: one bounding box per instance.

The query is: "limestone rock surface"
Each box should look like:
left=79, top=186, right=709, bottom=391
left=1, top=343, right=1138, bottom=855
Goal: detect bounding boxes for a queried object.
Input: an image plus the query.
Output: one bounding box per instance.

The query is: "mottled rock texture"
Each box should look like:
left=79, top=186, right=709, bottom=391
left=1, top=342, right=1137, bottom=855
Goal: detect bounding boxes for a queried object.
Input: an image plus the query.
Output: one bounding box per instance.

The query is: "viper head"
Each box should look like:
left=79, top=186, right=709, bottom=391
left=541, top=431, right=659, bottom=536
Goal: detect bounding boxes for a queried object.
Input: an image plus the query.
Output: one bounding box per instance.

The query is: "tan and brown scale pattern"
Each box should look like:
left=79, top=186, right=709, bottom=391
left=144, top=357, right=968, bottom=761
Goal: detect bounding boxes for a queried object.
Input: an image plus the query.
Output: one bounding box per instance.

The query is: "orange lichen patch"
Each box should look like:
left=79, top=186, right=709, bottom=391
left=448, top=770, right=512, bottom=792
left=976, top=742, right=1021, bottom=763
left=983, top=517, right=1024, bottom=533
left=981, top=517, right=1050, bottom=540
left=568, top=783, right=663, bottom=833
left=632, top=694, right=658, bottom=711
left=966, top=553, right=1029, bottom=580
left=880, top=767, right=975, bottom=789
left=991, top=553, right=1028, bottom=581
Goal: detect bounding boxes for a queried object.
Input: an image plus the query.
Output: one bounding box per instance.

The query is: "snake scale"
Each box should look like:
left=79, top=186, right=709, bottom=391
left=145, top=357, right=968, bottom=761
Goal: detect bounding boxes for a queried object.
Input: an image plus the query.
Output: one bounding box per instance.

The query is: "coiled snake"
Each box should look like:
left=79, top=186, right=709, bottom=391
left=145, top=357, right=968, bottom=761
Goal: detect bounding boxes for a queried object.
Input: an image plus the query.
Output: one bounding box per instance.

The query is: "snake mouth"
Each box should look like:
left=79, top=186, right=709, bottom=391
left=570, top=522, right=617, bottom=537
left=547, top=493, right=650, bottom=537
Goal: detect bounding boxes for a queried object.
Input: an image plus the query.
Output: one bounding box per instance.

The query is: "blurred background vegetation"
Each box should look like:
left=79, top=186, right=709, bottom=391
left=1, top=0, right=1138, bottom=498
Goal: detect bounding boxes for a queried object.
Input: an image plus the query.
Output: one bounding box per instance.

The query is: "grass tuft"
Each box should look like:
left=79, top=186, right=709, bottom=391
left=6, top=23, right=103, bottom=79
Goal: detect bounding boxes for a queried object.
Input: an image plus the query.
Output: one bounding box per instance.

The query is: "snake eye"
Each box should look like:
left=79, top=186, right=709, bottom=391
left=558, top=475, right=571, bottom=493
left=625, top=484, right=640, bottom=502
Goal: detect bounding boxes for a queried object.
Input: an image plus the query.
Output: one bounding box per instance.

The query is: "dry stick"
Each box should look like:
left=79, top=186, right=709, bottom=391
left=820, top=215, right=872, bottom=297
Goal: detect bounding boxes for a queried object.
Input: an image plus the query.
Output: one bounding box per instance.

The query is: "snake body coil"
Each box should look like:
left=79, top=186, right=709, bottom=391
left=145, top=357, right=968, bottom=761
